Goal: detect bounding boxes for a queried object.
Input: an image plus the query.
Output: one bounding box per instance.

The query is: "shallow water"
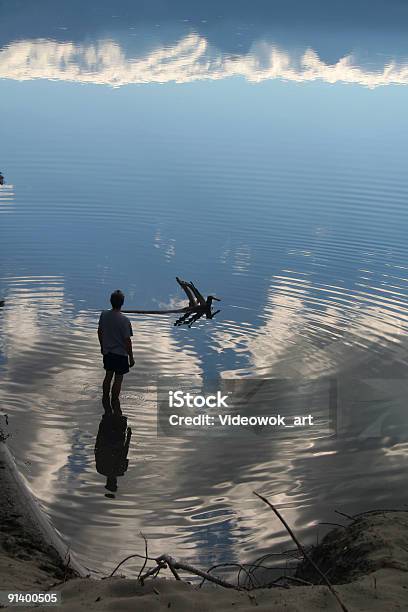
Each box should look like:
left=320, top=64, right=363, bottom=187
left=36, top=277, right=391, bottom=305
left=1, top=1, right=408, bottom=577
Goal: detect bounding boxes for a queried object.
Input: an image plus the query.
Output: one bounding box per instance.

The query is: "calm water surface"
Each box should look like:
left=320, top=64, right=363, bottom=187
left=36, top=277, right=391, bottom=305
left=1, top=1, right=408, bottom=576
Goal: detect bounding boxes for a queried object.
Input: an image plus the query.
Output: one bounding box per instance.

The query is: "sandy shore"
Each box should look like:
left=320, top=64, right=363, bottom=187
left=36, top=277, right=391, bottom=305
left=1, top=420, right=408, bottom=611
left=0, top=443, right=80, bottom=594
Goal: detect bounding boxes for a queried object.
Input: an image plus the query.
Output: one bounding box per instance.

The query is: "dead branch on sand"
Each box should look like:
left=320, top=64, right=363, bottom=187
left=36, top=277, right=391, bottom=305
left=254, top=491, right=350, bottom=612
left=107, top=494, right=352, bottom=611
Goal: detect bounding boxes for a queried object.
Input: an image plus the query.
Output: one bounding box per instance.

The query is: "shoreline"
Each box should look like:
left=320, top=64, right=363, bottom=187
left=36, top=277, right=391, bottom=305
left=0, top=438, right=82, bottom=596
left=1, top=416, right=408, bottom=611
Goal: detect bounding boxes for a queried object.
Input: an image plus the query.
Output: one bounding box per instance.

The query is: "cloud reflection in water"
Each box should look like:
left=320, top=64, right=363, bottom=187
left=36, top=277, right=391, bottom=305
left=1, top=35, right=408, bottom=88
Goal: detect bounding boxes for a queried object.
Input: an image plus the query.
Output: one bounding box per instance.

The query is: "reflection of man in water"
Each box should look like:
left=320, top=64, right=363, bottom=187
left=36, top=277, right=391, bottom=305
left=98, top=290, right=134, bottom=415
left=94, top=414, right=132, bottom=497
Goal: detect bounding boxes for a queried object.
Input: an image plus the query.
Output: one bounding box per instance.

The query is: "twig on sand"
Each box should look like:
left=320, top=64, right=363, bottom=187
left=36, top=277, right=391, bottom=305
left=198, top=563, right=256, bottom=590
left=115, top=553, right=245, bottom=589
left=110, top=552, right=157, bottom=577
left=137, top=533, right=149, bottom=582
left=270, top=575, right=313, bottom=588
left=154, top=555, right=242, bottom=589
left=139, top=561, right=167, bottom=582
left=352, top=508, right=408, bottom=519
left=284, top=575, right=313, bottom=586
left=253, top=491, right=350, bottom=612
left=63, top=547, right=71, bottom=583
left=334, top=509, right=354, bottom=521
left=110, top=539, right=307, bottom=591
left=334, top=507, right=408, bottom=522
left=167, top=563, right=182, bottom=581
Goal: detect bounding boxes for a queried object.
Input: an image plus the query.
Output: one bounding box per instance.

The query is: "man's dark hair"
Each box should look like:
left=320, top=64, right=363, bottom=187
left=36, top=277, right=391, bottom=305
left=110, top=290, right=125, bottom=309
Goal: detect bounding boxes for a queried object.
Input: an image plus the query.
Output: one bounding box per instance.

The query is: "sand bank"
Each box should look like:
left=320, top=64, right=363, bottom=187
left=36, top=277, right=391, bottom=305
left=0, top=436, right=85, bottom=595
left=1, top=416, right=407, bottom=611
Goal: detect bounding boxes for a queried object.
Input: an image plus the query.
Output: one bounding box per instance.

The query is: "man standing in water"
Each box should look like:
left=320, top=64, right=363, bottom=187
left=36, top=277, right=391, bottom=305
left=98, top=290, right=134, bottom=414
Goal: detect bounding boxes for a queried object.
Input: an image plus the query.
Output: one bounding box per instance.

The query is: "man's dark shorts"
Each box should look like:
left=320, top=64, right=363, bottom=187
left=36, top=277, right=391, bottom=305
left=103, top=353, right=129, bottom=375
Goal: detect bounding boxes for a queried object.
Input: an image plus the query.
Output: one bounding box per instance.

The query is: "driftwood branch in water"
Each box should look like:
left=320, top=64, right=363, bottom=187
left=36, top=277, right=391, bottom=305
left=122, top=307, right=191, bottom=315
left=122, top=277, right=221, bottom=326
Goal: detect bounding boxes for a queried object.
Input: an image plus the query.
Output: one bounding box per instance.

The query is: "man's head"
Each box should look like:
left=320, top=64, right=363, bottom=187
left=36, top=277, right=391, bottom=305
left=110, top=290, right=125, bottom=310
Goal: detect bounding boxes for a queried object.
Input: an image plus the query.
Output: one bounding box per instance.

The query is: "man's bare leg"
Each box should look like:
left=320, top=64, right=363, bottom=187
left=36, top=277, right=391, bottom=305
left=111, top=374, right=123, bottom=415
left=102, top=370, right=114, bottom=413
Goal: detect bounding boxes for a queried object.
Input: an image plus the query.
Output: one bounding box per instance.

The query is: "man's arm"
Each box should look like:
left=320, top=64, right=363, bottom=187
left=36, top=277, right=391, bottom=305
left=98, top=327, right=104, bottom=354
left=126, top=337, right=135, bottom=367
left=97, top=312, right=104, bottom=354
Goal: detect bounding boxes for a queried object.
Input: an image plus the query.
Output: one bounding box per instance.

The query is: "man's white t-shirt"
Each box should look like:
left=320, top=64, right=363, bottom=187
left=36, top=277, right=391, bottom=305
left=98, top=310, right=133, bottom=357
